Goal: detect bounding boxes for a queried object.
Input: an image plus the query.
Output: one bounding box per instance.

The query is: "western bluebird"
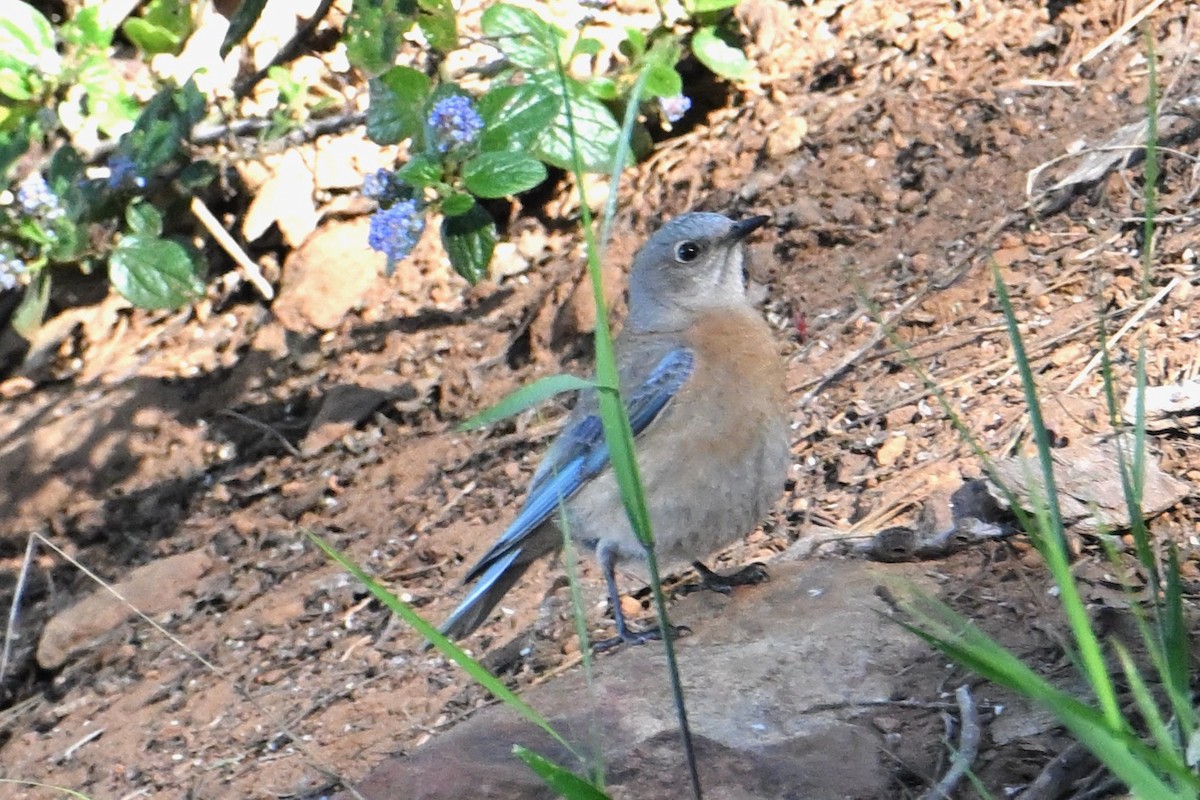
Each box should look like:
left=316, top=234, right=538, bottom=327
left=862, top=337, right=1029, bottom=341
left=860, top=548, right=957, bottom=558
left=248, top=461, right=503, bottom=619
left=439, top=212, right=790, bottom=647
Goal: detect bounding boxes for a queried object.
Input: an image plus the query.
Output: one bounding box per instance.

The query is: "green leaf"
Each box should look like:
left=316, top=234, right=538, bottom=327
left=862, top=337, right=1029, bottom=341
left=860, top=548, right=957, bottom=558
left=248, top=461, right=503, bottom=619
left=366, top=65, right=431, bottom=144
left=109, top=235, right=204, bottom=309
left=643, top=62, right=682, bottom=98
left=0, top=3, right=55, bottom=64
left=585, top=76, right=618, bottom=101
left=395, top=153, right=442, bottom=188
left=47, top=146, right=84, bottom=192
left=125, top=202, right=163, bottom=237
left=619, top=27, right=645, bottom=59
left=45, top=217, right=82, bottom=262
left=123, top=18, right=182, bottom=55
left=417, top=0, right=456, bottom=52
left=61, top=7, right=112, bottom=49
left=0, top=121, right=32, bottom=176
left=0, top=69, right=34, bottom=101
left=462, top=151, right=547, bottom=198
left=440, top=192, right=475, bottom=217
left=221, top=0, right=268, bottom=57
left=459, top=373, right=594, bottom=431
left=478, top=82, right=561, bottom=152
left=685, top=0, right=741, bottom=12
left=344, top=0, right=417, bottom=76
left=529, top=73, right=626, bottom=173
left=144, top=0, right=193, bottom=38
left=692, top=24, right=752, bottom=81
left=513, top=747, right=609, bottom=800
left=480, top=4, right=561, bottom=69
left=10, top=270, right=50, bottom=337
left=122, top=0, right=191, bottom=55
left=117, top=80, right=205, bottom=176
left=572, top=37, right=602, bottom=58
left=440, top=203, right=495, bottom=284
left=177, top=160, right=218, bottom=190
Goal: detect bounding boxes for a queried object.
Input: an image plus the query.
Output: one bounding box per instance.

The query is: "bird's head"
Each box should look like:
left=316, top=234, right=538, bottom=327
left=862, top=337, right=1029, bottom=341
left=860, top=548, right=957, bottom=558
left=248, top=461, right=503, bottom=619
left=626, top=212, right=769, bottom=332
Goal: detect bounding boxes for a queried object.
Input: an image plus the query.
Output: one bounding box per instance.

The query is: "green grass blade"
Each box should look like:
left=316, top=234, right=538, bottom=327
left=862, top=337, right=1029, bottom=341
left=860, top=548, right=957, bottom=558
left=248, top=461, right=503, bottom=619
left=514, top=746, right=612, bottom=799
left=991, top=264, right=1121, bottom=729
left=0, top=780, right=92, bottom=799
left=307, top=532, right=584, bottom=762
left=1141, top=26, right=1159, bottom=291
left=1115, top=641, right=1178, bottom=758
left=898, top=592, right=1199, bottom=796
left=554, top=52, right=703, bottom=800
left=849, top=280, right=1035, bottom=542
left=458, top=374, right=596, bottom=431
left=556, top=504, right=606, bottom=788
left=1161, top=545, right=1195, bottom=733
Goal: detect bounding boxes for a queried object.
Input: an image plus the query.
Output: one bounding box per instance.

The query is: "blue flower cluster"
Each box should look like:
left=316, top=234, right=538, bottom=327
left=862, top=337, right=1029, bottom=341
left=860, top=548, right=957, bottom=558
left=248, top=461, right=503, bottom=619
left=0, top=252, right=27, bottom=292
left=16, top=174, right=64, bottom=220
left=368, top=198, right=425, bottom=263
left=362, top=168, right=408, bottom=204
left=428, top=95, right=484, bottom=154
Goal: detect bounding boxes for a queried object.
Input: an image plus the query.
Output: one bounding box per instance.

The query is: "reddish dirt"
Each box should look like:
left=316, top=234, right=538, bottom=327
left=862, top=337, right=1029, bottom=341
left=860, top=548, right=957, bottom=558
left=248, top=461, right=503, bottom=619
left=2, top=1, right=1199, bottom=798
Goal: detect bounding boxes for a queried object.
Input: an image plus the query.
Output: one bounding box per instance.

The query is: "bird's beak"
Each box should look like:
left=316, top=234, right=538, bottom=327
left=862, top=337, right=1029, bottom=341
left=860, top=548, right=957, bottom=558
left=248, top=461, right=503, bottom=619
left=728, top=215, right=770, bottom=242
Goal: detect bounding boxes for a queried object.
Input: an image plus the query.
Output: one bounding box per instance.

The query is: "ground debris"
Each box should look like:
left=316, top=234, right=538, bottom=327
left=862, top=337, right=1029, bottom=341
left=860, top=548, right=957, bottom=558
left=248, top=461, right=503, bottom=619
left=1124, top=378, right=1200, bottom=433
left=987, top=435, right=1190, bottom=535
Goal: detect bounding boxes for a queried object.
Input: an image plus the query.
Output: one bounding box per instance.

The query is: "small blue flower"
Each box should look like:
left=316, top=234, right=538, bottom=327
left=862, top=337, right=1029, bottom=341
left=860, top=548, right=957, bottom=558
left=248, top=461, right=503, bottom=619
left=427, top=95, right=484, bottom=154
left=107, top=155, right=145, bottom=191
left=15, top=173, right=63, bottom=219
left=368, top=199, right=425, bottom=264
left=0, top=252, right=27, bottom=292
left=362, top=168, right=393, bottom=201
left=658, top=94, right=692, bottom=124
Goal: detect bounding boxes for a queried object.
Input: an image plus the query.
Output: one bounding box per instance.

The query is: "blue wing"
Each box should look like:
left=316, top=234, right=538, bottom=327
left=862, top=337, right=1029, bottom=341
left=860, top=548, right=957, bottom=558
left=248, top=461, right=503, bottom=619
left=460, top=346, right=695, bottom=584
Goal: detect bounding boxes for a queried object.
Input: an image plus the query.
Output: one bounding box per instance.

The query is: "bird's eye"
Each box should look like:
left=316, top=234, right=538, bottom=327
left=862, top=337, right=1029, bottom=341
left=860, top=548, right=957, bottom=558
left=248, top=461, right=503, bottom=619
left=674, top=241, right=701, bottom=263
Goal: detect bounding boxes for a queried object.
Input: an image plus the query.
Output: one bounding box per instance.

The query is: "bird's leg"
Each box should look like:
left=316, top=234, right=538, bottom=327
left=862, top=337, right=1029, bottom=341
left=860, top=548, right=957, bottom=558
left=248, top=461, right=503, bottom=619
left=592, top=543, right=689, bottom=651
left=676, top=560, right=770, bottom=597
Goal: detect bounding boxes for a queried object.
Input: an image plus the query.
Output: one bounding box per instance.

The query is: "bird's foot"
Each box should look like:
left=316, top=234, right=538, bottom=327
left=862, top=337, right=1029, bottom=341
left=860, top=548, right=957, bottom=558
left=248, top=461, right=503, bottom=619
left=592, top=622, right=692, bottom=652
left=677, top=560, right=770, bottom=596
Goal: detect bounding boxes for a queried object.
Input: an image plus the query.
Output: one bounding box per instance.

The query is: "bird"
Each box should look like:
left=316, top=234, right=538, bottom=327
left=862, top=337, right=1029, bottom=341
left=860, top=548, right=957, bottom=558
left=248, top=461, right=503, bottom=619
left=438, top=212, right=790, bottom=648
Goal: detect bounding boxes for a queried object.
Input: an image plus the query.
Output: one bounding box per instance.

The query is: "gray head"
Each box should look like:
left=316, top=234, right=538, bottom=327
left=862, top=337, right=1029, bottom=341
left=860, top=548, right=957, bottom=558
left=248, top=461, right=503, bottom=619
left=625, top=212, right=769, bottom=333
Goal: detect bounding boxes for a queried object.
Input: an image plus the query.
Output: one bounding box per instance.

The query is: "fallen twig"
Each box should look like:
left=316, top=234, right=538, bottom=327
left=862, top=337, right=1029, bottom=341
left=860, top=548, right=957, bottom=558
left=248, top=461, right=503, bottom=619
left=922, top=684, right=981, bottom=800
left=191, top=197, right=276, bottom=301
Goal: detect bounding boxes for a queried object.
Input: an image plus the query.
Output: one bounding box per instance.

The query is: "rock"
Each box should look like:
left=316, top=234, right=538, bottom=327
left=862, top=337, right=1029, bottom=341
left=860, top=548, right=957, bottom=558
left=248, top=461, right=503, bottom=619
left=988, top=435, right=1190, bottom=535
left=876, top=434, right=907, bottom=467
left=336, top=560, right=933, bottom=800
left=274, top=219, right=381, bottom=332
left=38, top=549, right=219, bottom=669
left=242, top=149, right=320, bottom=246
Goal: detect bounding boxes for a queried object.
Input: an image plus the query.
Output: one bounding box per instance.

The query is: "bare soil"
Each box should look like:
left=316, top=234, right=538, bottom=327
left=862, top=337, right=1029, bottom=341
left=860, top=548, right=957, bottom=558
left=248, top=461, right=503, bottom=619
left=2, top=2, right=1199, bottom=798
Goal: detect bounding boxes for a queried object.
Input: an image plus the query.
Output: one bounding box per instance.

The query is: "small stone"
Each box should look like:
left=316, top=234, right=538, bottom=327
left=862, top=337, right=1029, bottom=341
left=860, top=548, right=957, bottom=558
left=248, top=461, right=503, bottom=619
left=619, top=594, right=642, bottom=619
left=516, top=228, right=549, bottom=260
left=491, top=241, right=530, bottom=280
left=256, top=668, right=286, bottom=685
left=766, top=116, right=809, bottom=159
left=991, top=245, right=1029, bottom=267
left=872, top=715, right=901, bottom=733
left=1050, top=342, right=1086, bottom=367
left=897, top=191, right=922, bottom=212
left=876, top=435, right=907, bottom=467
